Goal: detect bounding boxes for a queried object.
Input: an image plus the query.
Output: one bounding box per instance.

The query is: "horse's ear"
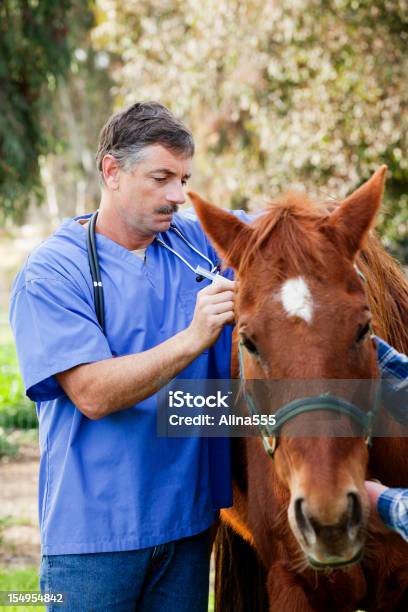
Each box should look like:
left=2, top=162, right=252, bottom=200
left=188, top=191, right=253, bottom=270
left=325, top=166, right=387, bottom=259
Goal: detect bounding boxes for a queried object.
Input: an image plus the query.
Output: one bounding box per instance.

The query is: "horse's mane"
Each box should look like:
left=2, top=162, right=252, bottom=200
left=359, top=234, right=408, bottom=353
left=230, top=192, right=408, bottom=352
left=234, top=193, right=328, bottom=279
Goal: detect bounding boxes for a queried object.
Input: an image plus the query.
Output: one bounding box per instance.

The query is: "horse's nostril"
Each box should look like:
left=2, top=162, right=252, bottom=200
left=294, top=497, right=307, bottom=532
left=347, top=492, right=362, bottom=528
left=294, top=497, right=316, bottom=546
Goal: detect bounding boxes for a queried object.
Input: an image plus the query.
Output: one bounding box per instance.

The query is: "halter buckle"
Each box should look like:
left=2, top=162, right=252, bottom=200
left=263, top=435, right=277, bottom=457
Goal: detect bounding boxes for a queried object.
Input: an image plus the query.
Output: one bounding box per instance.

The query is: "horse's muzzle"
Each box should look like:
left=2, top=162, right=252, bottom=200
left=292, top=491, right=366, bottom=568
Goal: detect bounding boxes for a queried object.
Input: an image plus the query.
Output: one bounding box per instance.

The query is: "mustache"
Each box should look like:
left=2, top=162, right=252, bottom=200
left=155, top=204, right=179, bottom=215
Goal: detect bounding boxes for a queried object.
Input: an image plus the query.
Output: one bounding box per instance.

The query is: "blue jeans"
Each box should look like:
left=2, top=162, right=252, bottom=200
left=40, top=529, right=211, bottom=611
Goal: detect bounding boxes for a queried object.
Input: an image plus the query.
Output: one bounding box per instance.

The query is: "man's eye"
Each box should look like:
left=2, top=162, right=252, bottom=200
left=181, top=179, right=188, bottom=186
left=153, top=177, right=167, bottom=183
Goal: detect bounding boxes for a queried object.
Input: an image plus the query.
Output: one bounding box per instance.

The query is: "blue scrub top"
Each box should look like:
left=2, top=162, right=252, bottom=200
left=9, top=209, right=250, bottom=555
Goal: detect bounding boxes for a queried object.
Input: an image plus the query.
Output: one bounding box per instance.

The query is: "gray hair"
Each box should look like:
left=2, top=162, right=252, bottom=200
left=96, top=102, right=194, bottom=185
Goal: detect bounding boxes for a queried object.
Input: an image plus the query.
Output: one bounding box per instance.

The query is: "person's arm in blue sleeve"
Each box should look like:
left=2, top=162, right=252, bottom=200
left=374, top=335, right=408, bottom=426
left=375, top=335, right=408, bottom=380
left=365, top=481, right=408, bottom=542
left=378, top=488, right=408, bottom=542
left=365, top=338, right=408, bottom=540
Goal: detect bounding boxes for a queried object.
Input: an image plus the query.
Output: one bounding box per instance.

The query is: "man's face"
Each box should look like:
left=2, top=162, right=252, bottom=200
left=112, top=144, right=192, bottom=237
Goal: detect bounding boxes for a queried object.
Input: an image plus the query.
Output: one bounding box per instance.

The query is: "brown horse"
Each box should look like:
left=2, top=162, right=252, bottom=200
left=188, top=166, right=408, bottom=611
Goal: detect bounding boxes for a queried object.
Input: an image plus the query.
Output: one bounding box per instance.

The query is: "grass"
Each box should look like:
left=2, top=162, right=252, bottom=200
left=0, top=341, right=36, bottom=430
left=0, top=567, right=44, bottom=611
left=0, top=327, right=37, bottom=457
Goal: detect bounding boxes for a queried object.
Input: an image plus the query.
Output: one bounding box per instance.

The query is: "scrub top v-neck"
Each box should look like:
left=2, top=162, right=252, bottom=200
left=9, top=209, right=250, bottom=555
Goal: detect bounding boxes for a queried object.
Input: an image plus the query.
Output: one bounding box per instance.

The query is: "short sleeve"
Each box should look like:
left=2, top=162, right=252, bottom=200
left=9, top=277, right=112, bottom=402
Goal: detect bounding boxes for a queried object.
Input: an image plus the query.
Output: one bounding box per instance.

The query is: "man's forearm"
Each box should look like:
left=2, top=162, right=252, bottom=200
left=57, top=275, right=236, bottom=419
left=57, top=328, right=202, bottom=419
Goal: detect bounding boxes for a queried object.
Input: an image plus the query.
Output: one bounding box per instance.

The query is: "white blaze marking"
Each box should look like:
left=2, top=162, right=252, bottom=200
left=279, top=277, right=313, bottom=323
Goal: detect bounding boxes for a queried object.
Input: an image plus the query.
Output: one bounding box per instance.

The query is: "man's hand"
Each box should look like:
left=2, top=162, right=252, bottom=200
left=187, top=277, right=236, bottom=352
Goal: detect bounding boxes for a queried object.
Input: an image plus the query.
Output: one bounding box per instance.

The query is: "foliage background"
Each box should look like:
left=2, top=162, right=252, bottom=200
left=0, top=0, right=96, bottom=222
left=0, top=0, right=407, bottom=260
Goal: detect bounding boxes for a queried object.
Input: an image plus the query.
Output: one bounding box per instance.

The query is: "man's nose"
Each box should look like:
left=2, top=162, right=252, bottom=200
left=166, top=183, right=186, bottom=206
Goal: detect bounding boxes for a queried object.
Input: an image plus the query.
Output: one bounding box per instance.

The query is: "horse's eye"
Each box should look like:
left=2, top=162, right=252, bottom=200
left=242, top=336, right=258, bottom=355
left=356, top=322, right=370, bottom=344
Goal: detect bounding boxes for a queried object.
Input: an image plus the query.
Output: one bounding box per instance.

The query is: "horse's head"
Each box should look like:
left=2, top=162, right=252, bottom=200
left=189, top=166, right=387, bottom=568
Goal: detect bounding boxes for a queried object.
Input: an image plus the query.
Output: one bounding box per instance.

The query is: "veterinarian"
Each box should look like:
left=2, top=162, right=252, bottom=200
left=9, top=102, right=251, bottom=612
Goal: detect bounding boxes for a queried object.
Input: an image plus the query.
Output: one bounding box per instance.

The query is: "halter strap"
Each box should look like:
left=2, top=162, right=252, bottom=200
left=238, top=342, right=380, bottom=457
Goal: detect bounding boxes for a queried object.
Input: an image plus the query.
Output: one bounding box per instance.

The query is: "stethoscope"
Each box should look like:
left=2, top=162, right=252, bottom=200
left=86, top=211, right=220, bottom=333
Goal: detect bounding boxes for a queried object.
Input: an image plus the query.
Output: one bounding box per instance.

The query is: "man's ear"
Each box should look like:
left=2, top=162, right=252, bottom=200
left=324, top=166, right=387, bottom=260
left=102, top=154, right=120, bottom=190
left=188, top=192, right=253, bottom=270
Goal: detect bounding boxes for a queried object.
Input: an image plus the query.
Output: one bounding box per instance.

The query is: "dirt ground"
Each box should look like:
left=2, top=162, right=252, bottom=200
left=0, top=440, right=40, bottom=569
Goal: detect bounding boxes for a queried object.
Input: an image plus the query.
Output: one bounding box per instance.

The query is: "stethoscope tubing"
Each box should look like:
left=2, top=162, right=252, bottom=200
left=87, top=211, right=106, bottom=333
left=86, top=211, right=217, bottom=333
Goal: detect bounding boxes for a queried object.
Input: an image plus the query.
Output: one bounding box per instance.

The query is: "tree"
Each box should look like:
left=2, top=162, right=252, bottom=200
left=0, top=0, right=94, bottom=224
